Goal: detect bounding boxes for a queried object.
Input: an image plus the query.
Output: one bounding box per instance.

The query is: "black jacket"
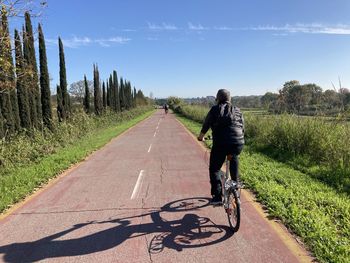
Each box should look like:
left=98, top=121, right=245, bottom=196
left=201, top=103, right=244, bottom=145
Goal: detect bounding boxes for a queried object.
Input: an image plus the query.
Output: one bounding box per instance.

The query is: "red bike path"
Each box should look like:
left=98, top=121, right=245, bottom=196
left=0, top=110, right=312, bottom=263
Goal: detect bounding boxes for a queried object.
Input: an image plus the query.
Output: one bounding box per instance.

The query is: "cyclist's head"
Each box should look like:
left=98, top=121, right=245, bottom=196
left=216, top=89, right=230, bottom=104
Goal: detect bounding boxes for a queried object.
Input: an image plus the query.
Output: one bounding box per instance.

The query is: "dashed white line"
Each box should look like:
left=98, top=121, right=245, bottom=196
left=148, top=144, right=152, bottom=153
left=153, top=131, right=157, bottom=137
left=131, top=170, right=145, bottom=200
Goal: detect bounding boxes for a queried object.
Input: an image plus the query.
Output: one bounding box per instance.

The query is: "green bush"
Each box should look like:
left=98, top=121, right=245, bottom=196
left=244, top=114, right=350, bottom=171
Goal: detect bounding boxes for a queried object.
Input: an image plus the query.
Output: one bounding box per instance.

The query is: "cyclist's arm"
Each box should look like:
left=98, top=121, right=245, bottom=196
left=198, top=108, right=213, bottom=141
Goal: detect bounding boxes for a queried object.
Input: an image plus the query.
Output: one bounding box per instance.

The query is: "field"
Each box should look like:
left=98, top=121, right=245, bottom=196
left=174, top=104, right=350, bottom=263
left=175, top=104, right=350, bottom=191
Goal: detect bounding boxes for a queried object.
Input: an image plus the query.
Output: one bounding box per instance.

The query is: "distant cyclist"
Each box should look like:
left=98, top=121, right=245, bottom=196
left=197, top=89, right=245, bottom=205
left=164, top=104, right=169, bottom=114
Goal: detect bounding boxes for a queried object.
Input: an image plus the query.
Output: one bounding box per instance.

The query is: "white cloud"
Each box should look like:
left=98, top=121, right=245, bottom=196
left=147, top=22, right=178, bottom=31
left=251, top=23, right=350, bottom=35
left=123, top=29, right=137, bottom=32
left=188, top=22, right=209, bottom=31
left=214, top=26, right=233, bottom=31
left=46, top=36, right=131, bottom=48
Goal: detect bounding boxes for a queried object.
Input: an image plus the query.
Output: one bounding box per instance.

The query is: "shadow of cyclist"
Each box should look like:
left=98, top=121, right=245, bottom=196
left=0, top=197, right=233, bottom=262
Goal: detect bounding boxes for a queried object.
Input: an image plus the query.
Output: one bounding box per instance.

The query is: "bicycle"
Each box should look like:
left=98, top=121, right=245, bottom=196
left=202, top=137, right=242, bottom=233
left=222, top=154, right=241, bottom=232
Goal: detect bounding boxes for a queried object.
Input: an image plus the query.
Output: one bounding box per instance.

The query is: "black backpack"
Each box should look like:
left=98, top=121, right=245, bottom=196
left=215, top=103, right=244, bottom=130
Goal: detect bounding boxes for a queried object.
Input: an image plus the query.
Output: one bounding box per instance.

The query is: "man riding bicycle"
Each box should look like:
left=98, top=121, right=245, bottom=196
left=198, top=89, right=244, bottom=205
left=164, top=104, right=169, bottom=114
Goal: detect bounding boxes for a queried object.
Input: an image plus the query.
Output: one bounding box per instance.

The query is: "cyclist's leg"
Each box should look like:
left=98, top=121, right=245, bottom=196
left=228, top=144, right=244, bottom=182
left=209, top=144, right=226, bottom=197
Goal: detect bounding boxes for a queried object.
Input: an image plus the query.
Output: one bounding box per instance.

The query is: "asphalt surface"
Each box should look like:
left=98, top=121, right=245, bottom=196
left=0, top=110, right=311, bottom=263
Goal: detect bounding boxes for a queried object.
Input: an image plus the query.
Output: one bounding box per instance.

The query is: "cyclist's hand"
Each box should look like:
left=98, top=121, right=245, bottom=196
left=197, top=132, right=205, bottom=141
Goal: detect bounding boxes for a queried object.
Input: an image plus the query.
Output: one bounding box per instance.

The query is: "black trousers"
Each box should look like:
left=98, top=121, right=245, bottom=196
left=209, top=144, right=244, bottom=197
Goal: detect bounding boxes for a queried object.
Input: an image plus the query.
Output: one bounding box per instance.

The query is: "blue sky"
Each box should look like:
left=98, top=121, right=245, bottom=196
left=10, top=0, right=350, bottom=98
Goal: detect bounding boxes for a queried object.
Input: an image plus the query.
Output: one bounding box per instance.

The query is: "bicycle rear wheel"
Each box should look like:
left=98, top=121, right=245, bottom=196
left=226, top=189, right=241, bottom=232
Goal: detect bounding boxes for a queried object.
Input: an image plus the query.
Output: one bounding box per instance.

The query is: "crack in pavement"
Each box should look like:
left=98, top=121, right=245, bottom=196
left=145, top=184, right=150, bottom=199
left=159, top=157, right=166, bottom=184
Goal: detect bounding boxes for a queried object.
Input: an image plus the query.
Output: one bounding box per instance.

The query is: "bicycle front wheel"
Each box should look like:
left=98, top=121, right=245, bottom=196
left=226, top=189, right=241, bottom=232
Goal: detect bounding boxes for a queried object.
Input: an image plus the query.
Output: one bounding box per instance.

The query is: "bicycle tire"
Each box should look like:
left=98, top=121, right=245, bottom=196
left=226, top=189, right=241, bottom=232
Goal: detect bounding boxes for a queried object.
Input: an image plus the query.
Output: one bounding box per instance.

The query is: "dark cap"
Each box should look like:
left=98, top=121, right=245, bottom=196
left=216, top=89, right=231, bottom=103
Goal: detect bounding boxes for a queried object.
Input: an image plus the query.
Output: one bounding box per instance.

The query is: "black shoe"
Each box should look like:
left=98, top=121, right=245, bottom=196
left=210, top=195, right=222, bottom=206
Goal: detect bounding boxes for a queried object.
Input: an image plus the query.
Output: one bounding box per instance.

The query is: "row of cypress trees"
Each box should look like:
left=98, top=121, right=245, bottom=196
left=0, top=7, right=147, bottom=138
left=0, top=8, right=55, bottom=136
left=83, top=66, right=147, bottom=115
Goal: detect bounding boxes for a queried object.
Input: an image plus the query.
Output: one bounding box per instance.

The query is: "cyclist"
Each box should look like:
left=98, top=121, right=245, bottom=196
left=197, top=89, right=244, bottom=205
left=164, top=103, right=169, bottom=114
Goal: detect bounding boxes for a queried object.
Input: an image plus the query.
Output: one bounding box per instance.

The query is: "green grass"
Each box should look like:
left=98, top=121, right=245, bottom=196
left=176, top=114, right=350, bottom=263
left=0, top=109, right=154, bottom=213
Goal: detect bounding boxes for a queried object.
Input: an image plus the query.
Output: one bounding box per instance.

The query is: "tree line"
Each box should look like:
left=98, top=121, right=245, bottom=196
left=261, top=80, right=350, bottom=115
left=0, top=7, right=147, bottom=138
left=217, top=81, right=350, bottom=115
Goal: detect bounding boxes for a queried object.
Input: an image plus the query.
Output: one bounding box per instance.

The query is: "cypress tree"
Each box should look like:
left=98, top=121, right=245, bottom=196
left=0, top=6, right=15, bottom=132
left=24, top=12, right=42, bottom=128
left=133, top=87, right=137, bottom=107
left=83, top=75, right=90, bottom=113
left=124, top=80, right=128, bottom=110
left=102, top=81, right=107, bottom=110
left=0, top=92, right=13, bottom=133
left=124, top=80, right=129, bottom=110
left=0, top=6, right=18, bottom=132
left=1, top=6, right=20, bottom=130
left=119, top=77, right=125, bottom=111
left=14, top=29, right=31, bottom=129
left=93, top=64, right=102, bottom=115
left=59, top=37, right=70, bottom=118
left=22, top=26, right=37, bottom=127
left=114, top=72, right=120, bottom=112
left=109, top=74, right=114, bottom=111
left=10, top=87, right=20, bottom=130
left=126, top=81, right=132, bottom=109
left=106, top=80, right=110, bottom=107
left=56, top=85, right=64, bottom=122
left=2, top=7, right=20, bottom=131
left=38, top=24, right=53, bottom=130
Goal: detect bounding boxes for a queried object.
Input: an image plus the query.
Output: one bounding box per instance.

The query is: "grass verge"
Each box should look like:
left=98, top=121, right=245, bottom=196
left=0, top=110, right=154, bottom=214
left=176, top=114, right=350, bottom=263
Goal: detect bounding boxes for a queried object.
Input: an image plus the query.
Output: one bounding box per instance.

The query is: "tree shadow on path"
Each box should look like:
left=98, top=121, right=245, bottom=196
left=0, top=197, right=234, bottom=262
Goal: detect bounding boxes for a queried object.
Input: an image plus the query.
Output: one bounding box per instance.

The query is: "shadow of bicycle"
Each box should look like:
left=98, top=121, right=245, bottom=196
left=0, top=197, right=234, bottom=262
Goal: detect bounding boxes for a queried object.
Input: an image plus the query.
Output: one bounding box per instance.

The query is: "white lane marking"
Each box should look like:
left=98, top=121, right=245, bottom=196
left=148, top=144, right=152, bottom=153
left=153, top=131, right=157, bottom=137
left=131, top=170, right=145, bottom=200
